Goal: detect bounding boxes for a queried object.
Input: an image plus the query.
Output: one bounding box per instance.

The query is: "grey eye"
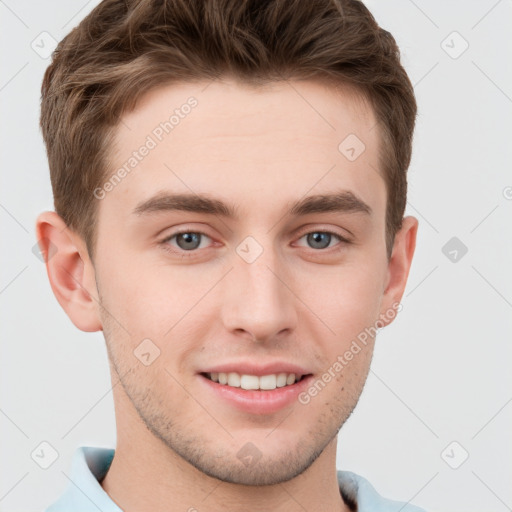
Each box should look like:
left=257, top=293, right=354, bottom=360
left=306, top=232, right=335, bottom=249
left=175, top=232, right=202, bottom=250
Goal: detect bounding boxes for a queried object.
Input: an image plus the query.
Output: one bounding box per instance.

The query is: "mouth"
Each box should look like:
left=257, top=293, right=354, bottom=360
left=198, top=363, right=314, bottom=414
left=201, top=371, right=308, bottom=391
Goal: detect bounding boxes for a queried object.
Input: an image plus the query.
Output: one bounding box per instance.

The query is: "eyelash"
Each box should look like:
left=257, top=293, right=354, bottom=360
left=160, top=228, right=351, bottom=258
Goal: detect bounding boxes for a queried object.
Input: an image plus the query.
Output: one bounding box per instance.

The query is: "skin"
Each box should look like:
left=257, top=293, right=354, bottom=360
left=36, top=78, right=418, bottom=512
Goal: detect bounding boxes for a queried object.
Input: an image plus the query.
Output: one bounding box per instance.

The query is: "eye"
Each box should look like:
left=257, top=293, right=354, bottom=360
left=161, top=231, right=212, bottom=255
left=296, top=230, right=349, bottom=250
left=159, top=228, right=350, bottom=258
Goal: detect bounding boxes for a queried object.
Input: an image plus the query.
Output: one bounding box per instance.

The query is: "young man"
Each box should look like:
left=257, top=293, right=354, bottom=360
left=37, top=0, right=423, bottom=510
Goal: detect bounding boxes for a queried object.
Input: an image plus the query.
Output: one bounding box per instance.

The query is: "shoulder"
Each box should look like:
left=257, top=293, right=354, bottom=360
left=337, top=470, right=428, bottom=512
left=43, top=446, right=120, bottom=512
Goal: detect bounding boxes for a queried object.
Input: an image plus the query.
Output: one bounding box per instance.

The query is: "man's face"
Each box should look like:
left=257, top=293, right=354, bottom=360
left=93, top=78, right=393, bottom=485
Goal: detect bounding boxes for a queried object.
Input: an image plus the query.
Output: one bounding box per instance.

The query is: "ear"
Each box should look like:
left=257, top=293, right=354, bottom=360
left=378, top=215, right=418, bottom=327
left=35, top=211, right=102, bottom=332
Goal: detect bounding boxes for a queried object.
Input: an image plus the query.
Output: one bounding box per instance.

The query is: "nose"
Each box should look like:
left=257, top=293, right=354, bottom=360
left=220, top=239, right=298, bottom=344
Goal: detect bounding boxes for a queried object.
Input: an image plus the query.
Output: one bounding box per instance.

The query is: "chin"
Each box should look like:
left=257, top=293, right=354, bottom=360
left=188, top=450, right=321, bottom=486
left=158, top=427, right=334, bottom=486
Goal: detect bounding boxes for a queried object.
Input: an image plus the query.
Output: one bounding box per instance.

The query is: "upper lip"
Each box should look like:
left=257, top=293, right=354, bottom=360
left=199, top=361, right=311, bottom=378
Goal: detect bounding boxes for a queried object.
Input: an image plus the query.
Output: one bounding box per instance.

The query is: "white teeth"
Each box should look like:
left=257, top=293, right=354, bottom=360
left=240, top=374, right=260, bottom=390
left=227, top=372, right=241, bottom=387
left=208, top=372, right=301, bottom=390
left=276, top=373, right=287, bottom=387
left=259, top=374, right=277, bottom=390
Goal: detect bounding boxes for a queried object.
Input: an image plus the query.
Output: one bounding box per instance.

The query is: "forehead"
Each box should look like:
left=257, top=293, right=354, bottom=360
left=117, top=78, right=376, bottom=148
left=101, top=78, right=384, bottom=225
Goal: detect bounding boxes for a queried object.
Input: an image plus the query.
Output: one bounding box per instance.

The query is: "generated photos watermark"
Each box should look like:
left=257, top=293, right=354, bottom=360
left=93, top=96, right=198, bottom=200
left=298, top=301, right=402, bottom=405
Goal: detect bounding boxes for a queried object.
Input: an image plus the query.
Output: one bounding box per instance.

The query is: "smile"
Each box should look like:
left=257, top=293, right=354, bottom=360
left=204, top=372, right=304, bottom=390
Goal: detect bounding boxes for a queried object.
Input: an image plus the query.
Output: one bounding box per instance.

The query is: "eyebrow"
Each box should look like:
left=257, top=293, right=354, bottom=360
left=132, top=189, right=372, bottom=219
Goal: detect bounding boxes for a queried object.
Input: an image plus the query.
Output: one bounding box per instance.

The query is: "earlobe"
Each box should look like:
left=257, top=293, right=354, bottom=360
left=35, top=211, right=102, bottom=332
left=379, top=215, right=419, bottom=326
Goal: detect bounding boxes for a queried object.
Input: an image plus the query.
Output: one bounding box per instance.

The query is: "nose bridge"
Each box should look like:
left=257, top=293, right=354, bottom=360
left=221, top=234, right=297, bottom=340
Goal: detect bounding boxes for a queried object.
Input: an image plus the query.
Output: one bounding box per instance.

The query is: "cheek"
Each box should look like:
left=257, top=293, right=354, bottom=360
left=304, top=261, right=385, bottom=339
left=96, top=252, right=175, bottom=337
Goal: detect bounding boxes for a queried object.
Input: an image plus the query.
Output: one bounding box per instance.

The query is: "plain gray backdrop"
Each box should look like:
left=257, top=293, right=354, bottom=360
left=1, top=1, right=511, bottom=511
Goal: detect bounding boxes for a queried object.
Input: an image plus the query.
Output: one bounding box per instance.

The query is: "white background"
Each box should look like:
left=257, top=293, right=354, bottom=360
left=1, top=1, right=511, bottom=511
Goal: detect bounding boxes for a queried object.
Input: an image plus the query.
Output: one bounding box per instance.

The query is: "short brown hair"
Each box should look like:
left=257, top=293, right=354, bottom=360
left=40, top=0, right=416, bottom=260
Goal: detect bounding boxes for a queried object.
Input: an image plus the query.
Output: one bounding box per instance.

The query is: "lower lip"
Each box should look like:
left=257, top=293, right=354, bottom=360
left=199, top=374, right=313, bottom=414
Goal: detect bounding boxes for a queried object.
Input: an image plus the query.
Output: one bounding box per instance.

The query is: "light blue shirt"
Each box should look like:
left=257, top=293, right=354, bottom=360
left=44, top=446, right=427, bottom=511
